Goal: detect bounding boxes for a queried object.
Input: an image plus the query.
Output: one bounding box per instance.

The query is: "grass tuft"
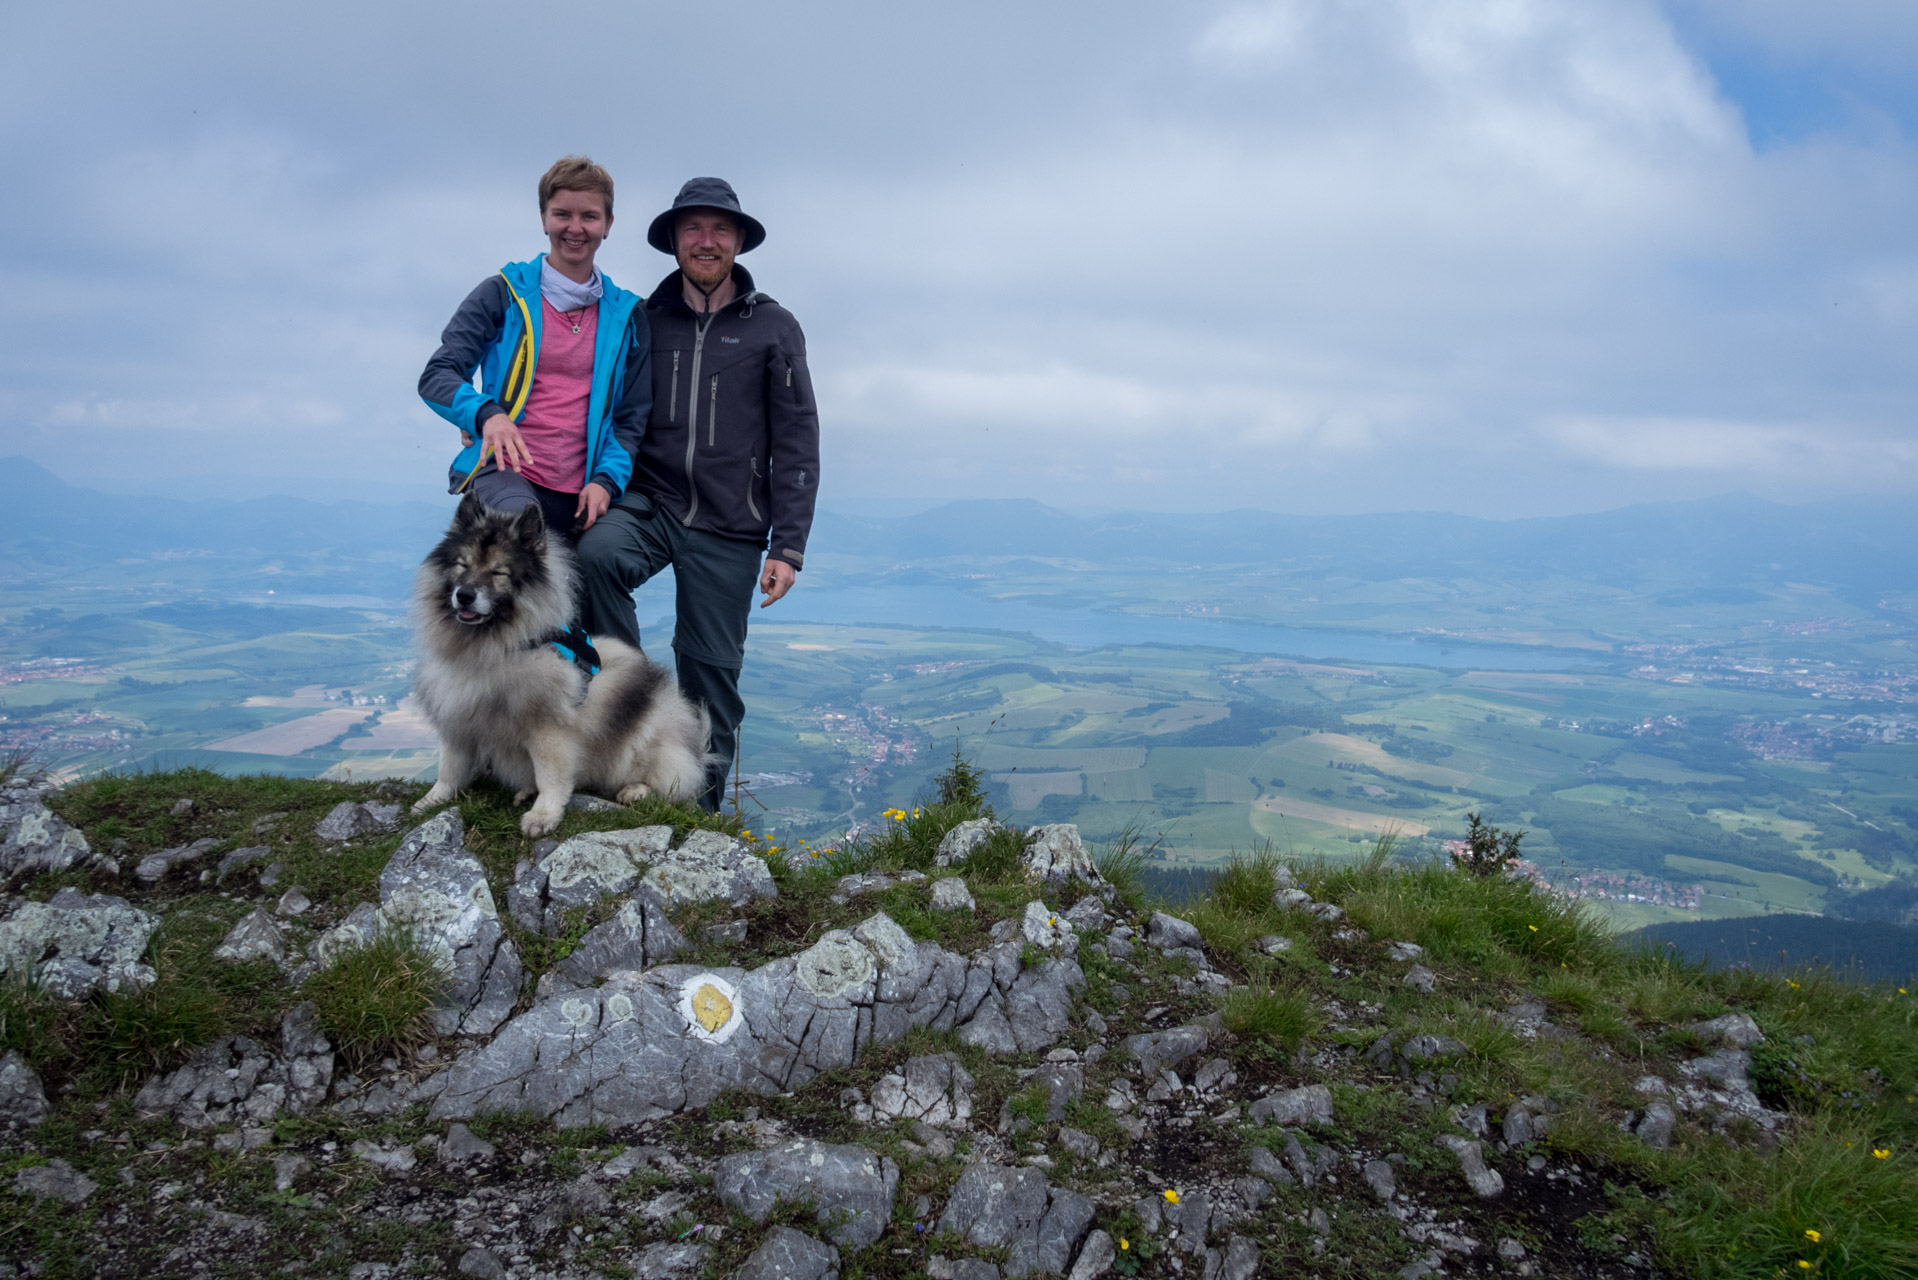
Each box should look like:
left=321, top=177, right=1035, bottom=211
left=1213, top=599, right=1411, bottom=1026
left=1219, top=973, right=1321, bottom=1050
left=305, top=927, right=449, bottom=1064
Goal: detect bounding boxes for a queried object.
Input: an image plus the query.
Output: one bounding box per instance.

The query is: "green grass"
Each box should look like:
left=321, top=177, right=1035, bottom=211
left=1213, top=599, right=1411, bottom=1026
left=304, top=927, right=449, bottom=1063
left=1218, top=973, right=1321, bottom=1050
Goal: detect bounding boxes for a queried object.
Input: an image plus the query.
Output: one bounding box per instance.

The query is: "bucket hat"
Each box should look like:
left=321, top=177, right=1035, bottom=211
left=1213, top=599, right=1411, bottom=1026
left=647, top=177, right=767, bottom=254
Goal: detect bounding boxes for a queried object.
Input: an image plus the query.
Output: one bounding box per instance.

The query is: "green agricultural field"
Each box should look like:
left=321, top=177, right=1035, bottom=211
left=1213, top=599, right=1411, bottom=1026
left=5, top=576, right=1917, bottom=936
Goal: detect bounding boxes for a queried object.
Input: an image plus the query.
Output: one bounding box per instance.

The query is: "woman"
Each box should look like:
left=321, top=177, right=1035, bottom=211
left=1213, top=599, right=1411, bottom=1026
left=418, top=156, right=650, bottom=537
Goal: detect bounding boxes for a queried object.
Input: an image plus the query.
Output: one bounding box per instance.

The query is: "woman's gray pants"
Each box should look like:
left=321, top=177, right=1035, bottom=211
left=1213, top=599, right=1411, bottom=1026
left=574, top=493, right=761, bottom=812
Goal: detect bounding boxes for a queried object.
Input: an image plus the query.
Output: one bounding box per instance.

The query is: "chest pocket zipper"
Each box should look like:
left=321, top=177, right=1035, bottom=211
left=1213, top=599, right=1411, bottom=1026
left=669, top=351, right=680, bottom=422
left=708, top=375, right=718, bottom=446
left=748, top=455, right=762, bottom=521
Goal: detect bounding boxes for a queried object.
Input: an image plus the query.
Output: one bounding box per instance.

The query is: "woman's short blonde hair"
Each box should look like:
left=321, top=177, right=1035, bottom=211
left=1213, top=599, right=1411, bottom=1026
left=538, top=156, right=614, bottom=216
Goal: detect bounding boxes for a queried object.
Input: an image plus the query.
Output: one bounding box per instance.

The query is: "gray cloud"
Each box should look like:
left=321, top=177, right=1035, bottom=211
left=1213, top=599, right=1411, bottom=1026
left=1, top=0, right=1913, bottom=516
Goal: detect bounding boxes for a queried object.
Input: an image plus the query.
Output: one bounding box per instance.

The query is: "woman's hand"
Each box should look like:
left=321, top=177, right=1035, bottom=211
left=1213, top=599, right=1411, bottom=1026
left=480, top=412, right=534, bottom=473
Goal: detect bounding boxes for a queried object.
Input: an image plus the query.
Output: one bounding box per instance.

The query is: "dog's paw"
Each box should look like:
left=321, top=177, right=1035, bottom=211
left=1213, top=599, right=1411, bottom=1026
left=513, top=789, right=534, bottom=805
left=413, top=785, right=454, bottom=814
left=615, top=783, right=653, bottom=804
left=520, top=808, right=562, bottom=839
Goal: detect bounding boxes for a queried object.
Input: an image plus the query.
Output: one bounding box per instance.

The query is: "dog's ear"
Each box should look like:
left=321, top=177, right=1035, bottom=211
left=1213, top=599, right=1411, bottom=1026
left=513, top=502, right=547, bottom=552
left=453, top=493, right=486, bottom=532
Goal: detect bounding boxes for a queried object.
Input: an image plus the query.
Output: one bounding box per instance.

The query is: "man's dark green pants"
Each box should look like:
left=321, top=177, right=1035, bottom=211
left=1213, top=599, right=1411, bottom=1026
left=575, top=493, right=763, bottom=812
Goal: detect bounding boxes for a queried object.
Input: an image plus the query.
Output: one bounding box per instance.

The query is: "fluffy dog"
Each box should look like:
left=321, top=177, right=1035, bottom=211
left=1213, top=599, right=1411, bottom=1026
left=410, top=496, right=713, bottom=836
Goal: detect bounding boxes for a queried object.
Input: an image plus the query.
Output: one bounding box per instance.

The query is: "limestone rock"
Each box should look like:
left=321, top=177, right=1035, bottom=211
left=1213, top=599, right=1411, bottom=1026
left=634, top=1243, right=709, bottom=1280
left=1403, top=964, right=1436, bottom=994
left=1021, top=900, right=1075, bottom=950
left=352, top=1139, right=418, bottom=1173
left=0, top=1050, right=50, bottom=1127
left=1121, top=1023, right=1210, bottom=1078
left=1436, top=1135, right=1504, bottom=1198
left=832, top=872, right=895, bottom=905
left=1217, top=1235, right=1260, bottom=1280
left=1502, top=1105, right=1535, bottom=1146
left=134, top=836, right=222, bottom=884
left=715, top=1138, right=899, bottom=1249
left=1636, top=1101, right=1676, bottom=1149
left=13, top=1158, right=96, bottom=1205
left=1248, top=1084, right=1333, bottom=1127
left=936, top=818, right=1006, bottom=866
left=868, top=1053, right=974, bottom=1125
left=1691, top=1012, right=1765, bottom=1048
left=1386, top=941, right=1424, bottom=961
left=1145, top=912, right=1202, bottom=951
left=134, top=1001, right=332, bottom=1128
left=508, top=826, right=670, bottom=933
left=738, top=1225, right=841, bottom=1280
left=215, top=845, right=273, bottom=881
left=429, top=912, right=1048, bottom=1125
left=930, top=877, right=975, bottom=912
left=1363, top=1159, right=1396, bottom=1199
left=311, top=811, right=521, bottom=1036
left=214, top=908, right=287, bottom=964
left=0, top=888, right=158, bottom=998
left=1401, top=1034, right=1467, bottom=1062
left=438, top=1122, right=497, bottom=1165
left=0, top=777, right=90, bottom=879
left=315, top=801, right=401, bottom=842
left=1067, top=1229, right=1115, bottom=1280
left=1023, top=825, right=1101, bottom=883
left=643, top=831, right=778, bottom=909
left=553, top=886, right=688, bottom=985
left=457, top=1248, right=508, bottom=1280
left=1248, top=1146, right=1294, bottom=1186
left=939, top=1163, right=1095, bottom=1278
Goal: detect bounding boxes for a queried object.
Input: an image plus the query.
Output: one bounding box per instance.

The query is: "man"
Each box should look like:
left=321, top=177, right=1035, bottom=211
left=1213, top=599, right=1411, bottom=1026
left=577, top=177, right=820, bottom=811
left=419, top=156, right=649, bottom=536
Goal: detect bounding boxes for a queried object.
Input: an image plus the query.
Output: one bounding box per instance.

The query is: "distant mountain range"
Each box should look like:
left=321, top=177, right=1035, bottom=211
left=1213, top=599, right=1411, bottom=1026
left=6, top=456, right=1918, bottom=601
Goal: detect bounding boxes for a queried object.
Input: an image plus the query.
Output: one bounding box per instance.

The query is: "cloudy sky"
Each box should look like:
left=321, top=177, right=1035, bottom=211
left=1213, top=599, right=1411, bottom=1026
left=2, top=0, right=1914, bottom=516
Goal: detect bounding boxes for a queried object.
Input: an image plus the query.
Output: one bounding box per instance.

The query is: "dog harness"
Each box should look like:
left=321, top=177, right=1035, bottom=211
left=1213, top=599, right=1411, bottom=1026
left=532, top=624, right=601, bottom=679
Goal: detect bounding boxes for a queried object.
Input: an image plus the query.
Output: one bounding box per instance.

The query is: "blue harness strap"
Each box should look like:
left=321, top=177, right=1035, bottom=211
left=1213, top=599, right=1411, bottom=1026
left=533, top=624, right=601, bottom=678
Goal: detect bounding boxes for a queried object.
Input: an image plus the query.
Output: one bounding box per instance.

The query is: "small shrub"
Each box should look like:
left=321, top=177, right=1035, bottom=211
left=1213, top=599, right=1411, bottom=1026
left=306, top=928, right=450, bottom=1063
left=937, top=751, right=989, bottom=810
left=1452, top=812, right=1525, bottom=878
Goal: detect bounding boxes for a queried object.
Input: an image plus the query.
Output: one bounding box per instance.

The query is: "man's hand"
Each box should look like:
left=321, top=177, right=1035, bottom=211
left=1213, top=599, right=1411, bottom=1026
left=576, top=482, right=611, bottom=532
left=759, top=558, right=796, bottom=608
left=481, top=412, right=534, bottom=473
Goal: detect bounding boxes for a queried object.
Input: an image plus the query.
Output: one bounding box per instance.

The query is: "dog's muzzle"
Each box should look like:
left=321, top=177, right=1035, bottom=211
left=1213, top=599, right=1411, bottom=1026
left=450, top=585, right=494, bottom=625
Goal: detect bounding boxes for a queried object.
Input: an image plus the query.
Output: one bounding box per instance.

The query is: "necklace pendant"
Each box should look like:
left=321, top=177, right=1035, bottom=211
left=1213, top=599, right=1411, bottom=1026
left=572, top=322, right=582, bottom=334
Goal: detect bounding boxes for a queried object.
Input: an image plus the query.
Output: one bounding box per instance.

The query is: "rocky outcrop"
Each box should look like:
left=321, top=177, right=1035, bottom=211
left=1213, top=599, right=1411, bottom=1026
left=715, top=1138, right=899, bottom=1249
left=859, top=1053, right=975, bottom=1126
left=0, top=774, right=90, bottom=880
left=550, top=887, right=688, bottom=986
left=0, top=888, right=158, bottom=998
left=133, top=1002, right=334, bottom=1129
left=738, top=1226, right=841, bottom=1280
left=309, top=811, right=520, bottom=1037
left=425, top=911, right=1083, bottom=1126
left=1022, top=825, right=1101, bottom=883
left=508, top=826, right=774, bottom=936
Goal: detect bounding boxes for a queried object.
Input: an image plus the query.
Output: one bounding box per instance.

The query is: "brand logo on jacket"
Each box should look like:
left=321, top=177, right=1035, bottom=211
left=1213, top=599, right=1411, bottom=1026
left=720, top=336, right=741, bottom=343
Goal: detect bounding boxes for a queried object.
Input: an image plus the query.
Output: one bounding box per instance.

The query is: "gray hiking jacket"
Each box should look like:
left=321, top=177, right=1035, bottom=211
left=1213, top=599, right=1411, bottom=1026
left=628, top=266, right=820, bottom=570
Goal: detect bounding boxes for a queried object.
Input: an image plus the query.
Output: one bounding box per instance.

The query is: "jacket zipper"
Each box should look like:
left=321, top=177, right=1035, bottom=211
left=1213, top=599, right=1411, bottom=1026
left=747, top=455, right=762, bottom=521
left=708, top=376, right=718, bottom=447
left=682, top=312, right=715, bottom=525
left=669, top=351, right=680, bottom=423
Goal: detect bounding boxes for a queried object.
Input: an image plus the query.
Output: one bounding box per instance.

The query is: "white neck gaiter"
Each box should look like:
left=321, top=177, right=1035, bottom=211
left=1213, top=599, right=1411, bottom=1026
left=540, top=258, right=603, bottom=313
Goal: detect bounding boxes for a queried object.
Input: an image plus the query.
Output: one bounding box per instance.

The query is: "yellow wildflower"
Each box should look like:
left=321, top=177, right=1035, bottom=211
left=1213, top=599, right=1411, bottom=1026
left=1805, top=1229, right=1821, bottom=1243
left=1798, top=1262, right=1812, bottom=1271
left=1873, top=1148, right=1890, bottom=1159
left=1528, top=925, right=1538, bottom=932
left=1163, top=1189, right=1180, bottom=1204
left=1119, top=1240, right=1129, bottom=1252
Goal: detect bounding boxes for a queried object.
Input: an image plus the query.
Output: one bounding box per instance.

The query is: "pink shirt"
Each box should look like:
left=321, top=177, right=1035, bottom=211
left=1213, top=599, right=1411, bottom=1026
left=516, top=297, right=597, bottom=493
